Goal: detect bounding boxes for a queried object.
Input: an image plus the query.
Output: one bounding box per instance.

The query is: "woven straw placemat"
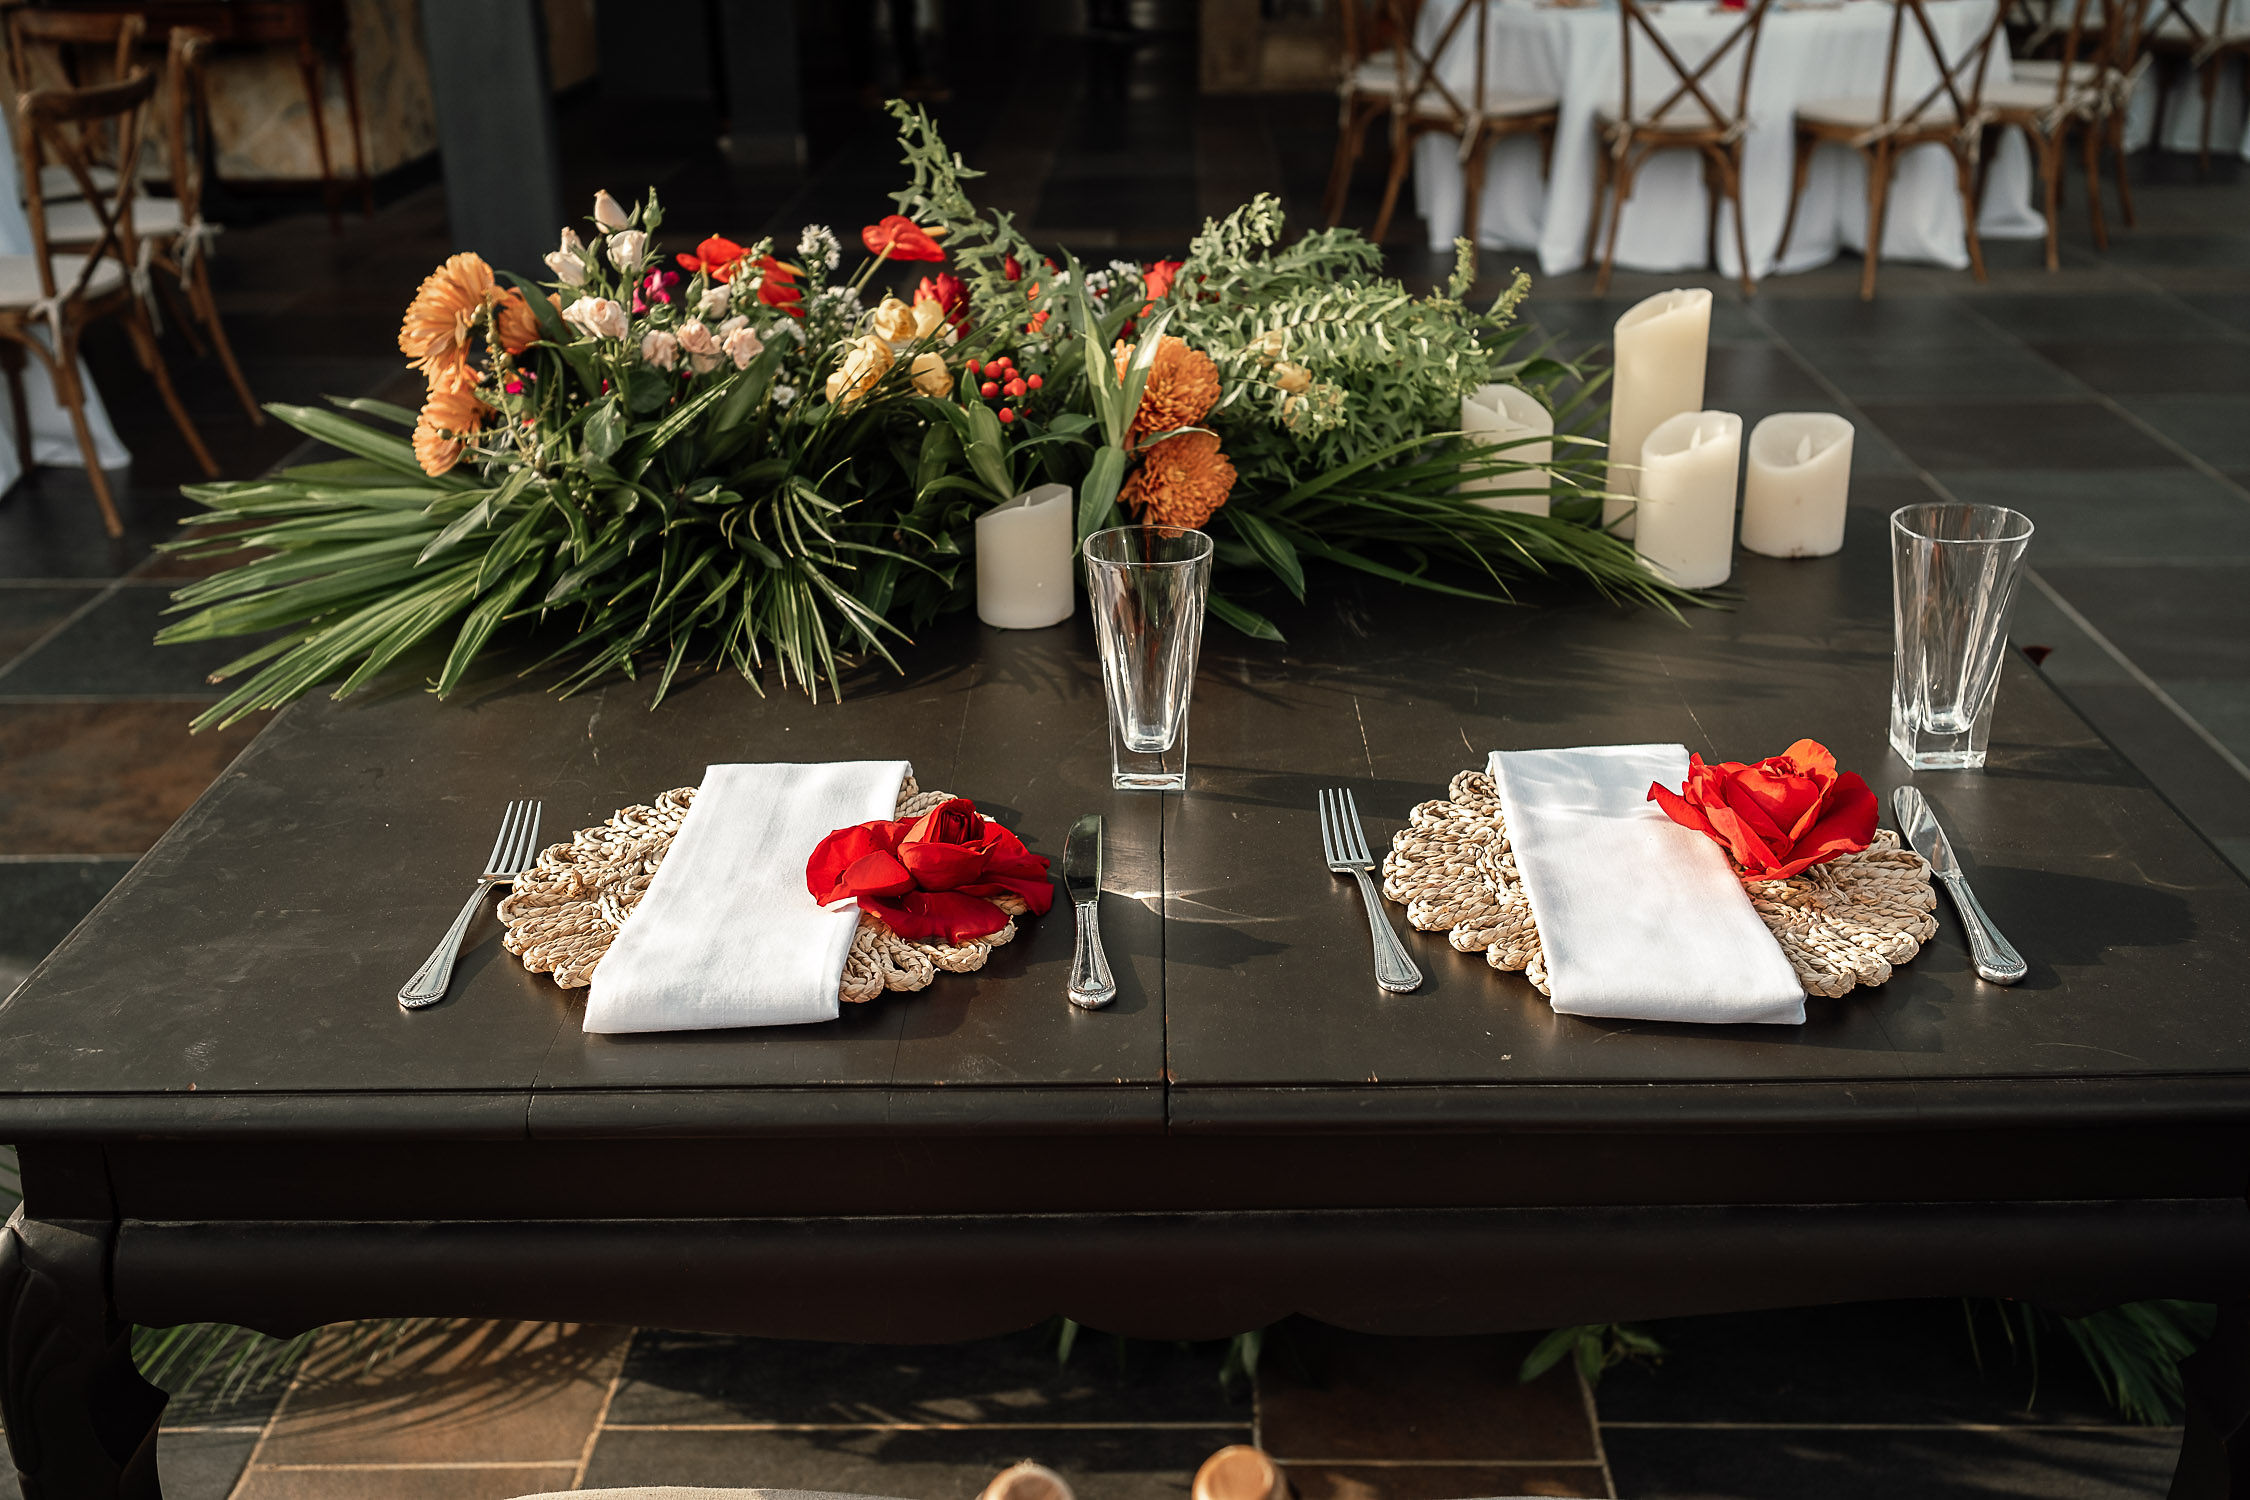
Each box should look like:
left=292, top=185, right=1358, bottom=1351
left=496, top=773, right=1026, bottom=1004
left=1379, top=769, right=1939, bottom=999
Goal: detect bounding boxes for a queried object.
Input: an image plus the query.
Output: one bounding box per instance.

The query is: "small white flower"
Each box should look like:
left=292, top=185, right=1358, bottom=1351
left=593, top=190, right=630, bottom=231
left=797, top=224, right=841, bottom=274
left=676, top=319, right=719, bottom=357
left=607, top=230, right=648, bottom=273
left=563, top=297, right=628, bottom=341
left=640, top=329, right=679, bottom=370
left=773, top=382, right=798, bottom=407
left=544, top=249, right=587, bottom=286
left=723, top=324, right=764, bottom=369
left=698, top=286, right=732, bottom=320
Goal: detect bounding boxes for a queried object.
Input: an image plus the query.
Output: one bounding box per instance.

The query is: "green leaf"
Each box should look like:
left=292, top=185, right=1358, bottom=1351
left=329, top=396, right=419, bottom=430
left=1077, top=446, right=1126, bottom=540
left=962, top=399, right=1014, bottom=500
left=1206, top=592, right=1284, bottom=641
left=586, top=399, right=626, bottom=461
left=1225, top=510, right=1305, bottom=601
left=265, top=403, right=437, bottom=483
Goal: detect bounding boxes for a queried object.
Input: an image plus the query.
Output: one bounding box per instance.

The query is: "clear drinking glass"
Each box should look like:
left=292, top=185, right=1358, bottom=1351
left=1890, top=503, right=2035, bottom=771
left=1083, top=525, right=1213, bottom=791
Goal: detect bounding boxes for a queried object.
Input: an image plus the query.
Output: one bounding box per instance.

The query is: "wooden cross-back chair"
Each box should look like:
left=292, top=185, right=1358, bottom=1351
left=1586, top=0, right=1775, bottom=297
left=2143, top=0, right=2250, bottom=169
left=38, top=26, right=262, bottom=426
left=1324, top=0, right=1560, bottom=246
left=3, top=70, right=217, bottom=536
left=4, top=7, right=146, bottom=203
left=1778, top=0, right=2011, bottom=299
left=1979, top=0, right=2119, bottom=266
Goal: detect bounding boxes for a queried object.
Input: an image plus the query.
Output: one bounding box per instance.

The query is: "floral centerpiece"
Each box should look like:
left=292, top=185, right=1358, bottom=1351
left=158, top=112, right=1681, bottom=731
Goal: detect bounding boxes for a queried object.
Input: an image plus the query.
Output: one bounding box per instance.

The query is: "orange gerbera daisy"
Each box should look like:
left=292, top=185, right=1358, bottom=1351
left=492, top=289, right=552, bottom=357
left=1121, top=429, right=1236, bottom=530
left=413, top=377, right=493, bottom=477
left=399, top=252, right=498, bottom=381
left=1116, top=335, right=1220, bottom=449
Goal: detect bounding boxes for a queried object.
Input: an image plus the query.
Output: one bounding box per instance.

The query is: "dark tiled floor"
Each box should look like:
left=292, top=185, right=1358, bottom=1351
left=1, top=14, right=2246, bottom=1500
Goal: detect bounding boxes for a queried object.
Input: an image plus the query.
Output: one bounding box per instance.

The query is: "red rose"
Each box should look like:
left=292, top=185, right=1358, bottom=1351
left=676, top=234, right=750, bottom=282
left=1648, top=739, right=1878, bottom=881
left=805, top=797, right=1053, bottom=946
left=862, top=215, right=945, bottom=263
left=916, top=272, right=970, bottom=329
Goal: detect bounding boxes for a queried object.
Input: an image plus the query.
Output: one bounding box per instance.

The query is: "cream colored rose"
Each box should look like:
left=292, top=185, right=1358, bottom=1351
left=640, top=329, right=678, bottom=370
left=869, top=295, right=918, bottom=344
left=676, top=320, right=719, bottom=357
left=910, top=294, right=947, bottom=340
left=908, top=350, right=952, bottom=397
left=723, top=324, right=764, bottom=370
left=698, top=286, right=732, bottom=320
left=607, top=230, right=648, bottom=273
left=823, top=334, right=894, bottom=407
left=593, top=190, right=629, bottom=231
left=563, top=297, right=628, bottom=341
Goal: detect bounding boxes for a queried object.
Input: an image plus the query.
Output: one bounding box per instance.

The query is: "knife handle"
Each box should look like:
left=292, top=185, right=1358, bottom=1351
left=1068, top=897, right=1116, bottom=1010
left=1939, top=871, right=2027, bottom=987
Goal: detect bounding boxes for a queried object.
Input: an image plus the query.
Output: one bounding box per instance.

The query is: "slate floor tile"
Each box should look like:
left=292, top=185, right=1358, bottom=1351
left=1600, top=1425, right=2179, bottom=1500
left=0, top=702, right=259, bottom=855
left=155, top=1428, right=264, bottom=1500
left=2029, top=340, right=2250, bottom=396
left=0, top=586, right=247, bottom=697
left=1968, top=291, right=2230, bottom=345
left=2032, top=563, right=2250, bottom=680
left=1860, top=401, right=2181, bottom=471
left=609, top=1328, right=1243, bottom=1427
left=2159, top=679, right=2250, bottom=765
left=2180, top=293, right=2250, bottom=338
left=0, top=858, right=136, bottom=994
left=580, top=1424, right=1243, bottom=1500
left=1787, top=339, right=2082, bottom=401
left=1749, top=295, right=1986, bottom=345
left=2113, top=395, right=2250, bottom=470
left=0, top=586, right=96, bottom=665
left=1926, top=470, right=2250, bottom=563
left=251, top=1321, right=629, bottom=1468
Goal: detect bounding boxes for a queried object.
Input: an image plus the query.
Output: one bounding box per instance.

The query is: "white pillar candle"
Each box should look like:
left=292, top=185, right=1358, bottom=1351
left=1606, top=288, right=1712, bottom=538
left=975, top=482, right=1075, bottom=629
left=1741, top=413, right=1854, bottom=559
left=1634, top=410, right=1741, bottom=590
left=1459, top=383, right=1553, bottom=517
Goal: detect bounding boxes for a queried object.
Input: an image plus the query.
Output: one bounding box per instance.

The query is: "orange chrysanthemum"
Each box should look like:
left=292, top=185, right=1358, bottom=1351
left=493, top=289, right=552, bottom=357
left=1121, top=430, right=1236, bottom=530
left=399, top=252, right=498, bottom=381
left=1115, top=335, right=1221, bottom=450
left=413, top=377, right=493, bottom=477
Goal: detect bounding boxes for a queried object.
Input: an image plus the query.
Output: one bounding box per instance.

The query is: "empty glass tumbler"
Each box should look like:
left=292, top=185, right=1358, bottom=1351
left=1084, top=525, right=1213, bottom=791
left=1889, top=503, right=2035, bottom=771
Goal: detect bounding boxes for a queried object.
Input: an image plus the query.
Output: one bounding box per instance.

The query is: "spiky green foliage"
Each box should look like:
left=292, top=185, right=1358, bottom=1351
left=1519, top=1322, right=1667, bottom=1388
left=1967, top=1298, right=2215, bottom=1425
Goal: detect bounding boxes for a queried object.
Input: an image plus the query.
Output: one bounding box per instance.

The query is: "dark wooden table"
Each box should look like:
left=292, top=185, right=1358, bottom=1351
left=6, top=500, right=2250, bottom=1498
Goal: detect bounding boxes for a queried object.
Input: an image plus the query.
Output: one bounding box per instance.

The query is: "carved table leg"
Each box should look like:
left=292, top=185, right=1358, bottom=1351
left=0, top=1209, right=167, bottom=1500
left=2174, top=1301, right=2250, bottom=1498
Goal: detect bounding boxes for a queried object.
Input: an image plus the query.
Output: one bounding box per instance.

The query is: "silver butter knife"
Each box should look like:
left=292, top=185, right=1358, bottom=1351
left=1893, top=786, right=2027, bottom=986
left=1064, top=814, right=1116, bottom=1010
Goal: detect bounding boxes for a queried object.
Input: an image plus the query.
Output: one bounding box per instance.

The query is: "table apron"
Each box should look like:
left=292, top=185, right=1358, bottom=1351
left=114, top=1199, right=2250, bottom=1344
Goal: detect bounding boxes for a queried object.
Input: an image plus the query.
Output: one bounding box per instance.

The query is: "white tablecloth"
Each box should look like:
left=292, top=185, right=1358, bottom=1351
left=1412, top=0, right=2048, bottom=278
left=2122, top=0, right=2250, bottom=160
left=0, top=115, right=132, bottom=496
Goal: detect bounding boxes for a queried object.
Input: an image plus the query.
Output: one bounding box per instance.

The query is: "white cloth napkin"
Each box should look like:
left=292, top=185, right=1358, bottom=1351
left=584, top=760, right=911, bottom=1034
left=1488, top=744, right=1806, bottom=1025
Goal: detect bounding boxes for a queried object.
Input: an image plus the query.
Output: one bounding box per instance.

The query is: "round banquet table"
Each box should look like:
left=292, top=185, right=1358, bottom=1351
left=0, top=113, right=132, bottom=499
left=1411, top=0, right=2048, bottom=279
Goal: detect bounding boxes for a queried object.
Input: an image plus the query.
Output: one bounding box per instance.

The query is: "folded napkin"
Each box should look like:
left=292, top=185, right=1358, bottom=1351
left=584, top=760, right=911, bottom=1034
left=1488, top=744, right=1806, bottom=1025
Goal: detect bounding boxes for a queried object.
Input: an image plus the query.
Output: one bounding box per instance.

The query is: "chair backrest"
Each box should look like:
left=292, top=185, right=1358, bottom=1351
left=1339, top=0, right=1427, bottom=69
left=1871, top=0, right=2013, bottom=125
left=1616, top=0, right=1776, bottom=134
left=16, top=69, right=156, bottom=308
left=161, top=27, right=216, bottom=222
left=5, top=7, right=145, bottom=168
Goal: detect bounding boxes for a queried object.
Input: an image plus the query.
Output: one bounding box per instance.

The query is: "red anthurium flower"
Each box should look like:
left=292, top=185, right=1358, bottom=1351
left=676, top=234, right=751, bottom=282
left=805, top=797, right=1054, bottom=950
left=752, top=255, right=804, bottom=318
left=1141, top=258, right=1184, bottom=310
left=916, top=272, right=970, bottom=328
left=862, top=215, right=945, bottom=262
left=1002, top=254, right=1024, bottom=282
left=1648, top=739, right=1878, bottom=881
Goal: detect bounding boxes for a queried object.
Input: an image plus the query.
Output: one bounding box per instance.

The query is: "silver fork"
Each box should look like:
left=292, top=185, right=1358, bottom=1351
left=398, top=799, right=543, bottom=1010
left=1318, top=787, right=1422, bottom=994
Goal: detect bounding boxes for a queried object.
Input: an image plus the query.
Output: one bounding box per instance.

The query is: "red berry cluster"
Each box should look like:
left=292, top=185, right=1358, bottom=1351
left=966, top=354, right=1042, bottom=424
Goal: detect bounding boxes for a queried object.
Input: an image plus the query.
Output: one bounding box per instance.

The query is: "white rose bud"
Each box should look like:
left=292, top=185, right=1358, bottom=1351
left=563, top=296, right=629, bottom=342
left=698, top=286, right=732, bottom=320
left=640, top=329, right=679, bottom=371
left=723, top=324, right=764, bottom=370
left=908, top=350, right=952, bottom=397
left=868, top=295, right=917, bottom=345
left=910, top=294, right=947, bottom=341
left=607, top=230, right=648, bottom=273
left=593, top=190, right=629, bottom=231
left=718, top=315, right=748, bottom=338
left=544, top=249, right=587, bottom=286
left=676, top=319, right=719, bottom=357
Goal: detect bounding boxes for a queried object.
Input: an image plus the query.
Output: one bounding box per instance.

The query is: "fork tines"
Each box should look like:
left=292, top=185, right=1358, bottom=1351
left=1318, top=786, right=1374, bottom=868
left=488, top=798, right=544, bottom=878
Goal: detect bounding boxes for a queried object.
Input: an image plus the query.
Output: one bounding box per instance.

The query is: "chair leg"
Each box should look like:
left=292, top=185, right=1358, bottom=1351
left=1725, top=148, right=1753, bottom=297
left=0, top=341, right=30, bottom=467
left=1460, top=129, right=1495, bottom=263
left=2079, top=118, right=2109, bottom=249
left=1702, top=150, right=1723, bottom=271
left=1585, top=142, right=1614, bottom=271
left=1775, top=129, right=1816, bottom=266
left=156, top=270, right=207, bottom=358
left=297, top=40, right=341, bottom=233
left=1324, top=97, right=1375, bottom=227
left=45, top=331, right=123, bottom=538
left=121, top=301, right=220, bottom=478
left=2036, top=130, right=2063, bottom=270
left=1370, top=115, right=1415, bottom=246
left=187, top=257, right=263, bottom=426
left=1862, top=140, right=1895, bottom=302
left=1955, top=145, right=1990, bottom=283
left=2198, top=56, right=2220, bottom=172
left=2108, top=108, right=2137, bottom=228
left=1596, top=149, right=1636, bottom=297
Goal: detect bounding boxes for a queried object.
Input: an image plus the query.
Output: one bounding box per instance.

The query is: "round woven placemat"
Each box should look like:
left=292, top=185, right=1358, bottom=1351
left=1379, top=769, right=1939, bottom=999
left=496, top=772, right=1027, bottom=1004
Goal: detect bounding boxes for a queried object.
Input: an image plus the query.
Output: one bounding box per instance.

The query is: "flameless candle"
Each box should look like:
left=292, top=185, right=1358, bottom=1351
left=1634, top=410, right=1741, bottom=590
left=1606, top=288, right=1712, bottom=538
left=1741, top=413, right=1854, bottom=558
left=1459, top=383, right=1553, bottom=517
left=975, top=482, right=1075, bottom=629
